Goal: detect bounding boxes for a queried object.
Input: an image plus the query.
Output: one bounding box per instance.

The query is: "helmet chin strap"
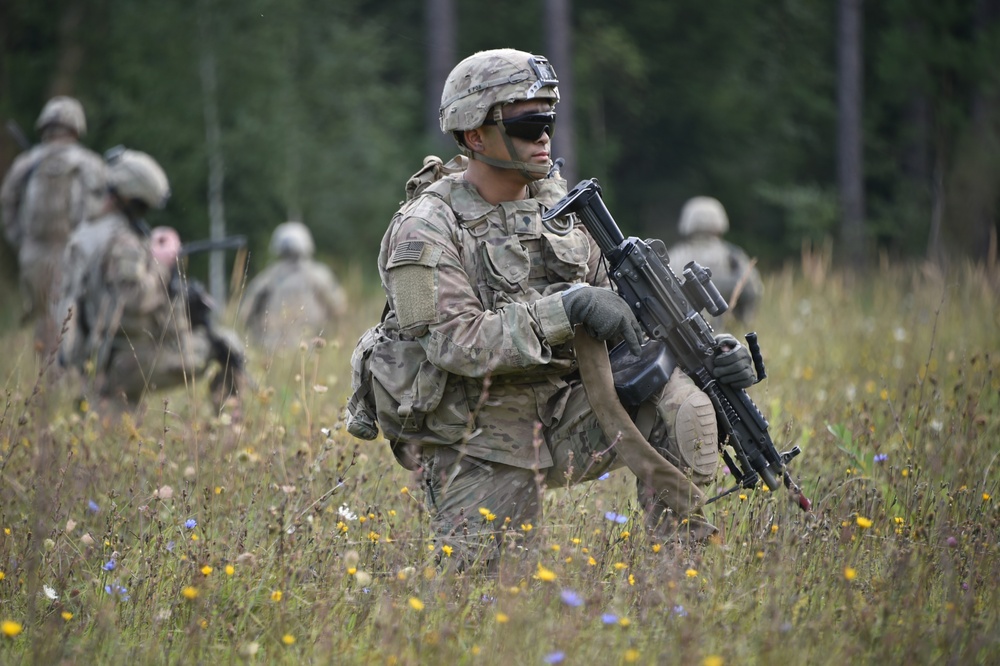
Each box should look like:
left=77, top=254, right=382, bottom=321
left=460, top=107, right=551, bottom=181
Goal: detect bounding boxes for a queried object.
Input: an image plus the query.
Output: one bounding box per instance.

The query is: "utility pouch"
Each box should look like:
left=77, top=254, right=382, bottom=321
left=346, top=324, right=384, bottom=440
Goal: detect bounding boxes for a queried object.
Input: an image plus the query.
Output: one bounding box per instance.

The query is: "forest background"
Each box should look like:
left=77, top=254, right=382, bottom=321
left=2, top=0, right=999, bottom=313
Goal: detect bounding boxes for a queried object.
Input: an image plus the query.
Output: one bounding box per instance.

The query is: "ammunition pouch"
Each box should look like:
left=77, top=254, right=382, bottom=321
left=610, top=339, right=676, bottom=406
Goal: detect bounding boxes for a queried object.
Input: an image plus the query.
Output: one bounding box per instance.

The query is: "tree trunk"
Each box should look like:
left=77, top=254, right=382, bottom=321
left=426, top=0, right=456, bottom=153
left=546, top=0, right=577, bottom=185
left=198, top=0, right=227, bottom=304
left=837, top=0, right=866, bottom=270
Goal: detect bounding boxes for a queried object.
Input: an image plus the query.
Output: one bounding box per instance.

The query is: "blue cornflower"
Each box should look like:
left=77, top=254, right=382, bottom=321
left=874, top=453, right=888, bottom=463
left=87, top=500, right=100, bottom=513
left=103, top=559, right=116, bottom=571
left=560, top=589, right=583, bottom=607
left=104, top=582, right=129, bottom=602
left=604, top=511, right=628, bottom=524
left=601, top=613, right=619, bottom=624
left=184, top=518, right=197, bottom=529
left=598, top=473, right=610, bottom=480
left=672, top=604, right=688, bottom=617
left=544, top=651, right=565, bottom=664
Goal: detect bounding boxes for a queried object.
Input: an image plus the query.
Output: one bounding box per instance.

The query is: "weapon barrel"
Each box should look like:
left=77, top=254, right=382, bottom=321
left=179, top=235, right=248, bottom=257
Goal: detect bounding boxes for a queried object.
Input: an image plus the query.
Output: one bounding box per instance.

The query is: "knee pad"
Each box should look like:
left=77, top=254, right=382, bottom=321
left=655, top=371, right=719, bottom=485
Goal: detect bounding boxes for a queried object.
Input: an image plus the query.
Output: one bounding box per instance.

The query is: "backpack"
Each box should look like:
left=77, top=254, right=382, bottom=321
left=345, top=155, right=468, bottom=451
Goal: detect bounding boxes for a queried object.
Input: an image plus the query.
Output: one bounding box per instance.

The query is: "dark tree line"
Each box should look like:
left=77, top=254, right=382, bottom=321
left=2, top=0, right=998, bottom=296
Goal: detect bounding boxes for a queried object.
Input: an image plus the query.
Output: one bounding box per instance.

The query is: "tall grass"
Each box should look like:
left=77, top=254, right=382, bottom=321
left=0, top=261, right=997, bottom=665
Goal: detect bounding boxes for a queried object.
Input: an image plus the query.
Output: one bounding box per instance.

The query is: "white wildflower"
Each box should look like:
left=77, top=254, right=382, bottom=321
left=338, top=504, right=358, bottom=521
left=43, top=585, right=58, bottom=600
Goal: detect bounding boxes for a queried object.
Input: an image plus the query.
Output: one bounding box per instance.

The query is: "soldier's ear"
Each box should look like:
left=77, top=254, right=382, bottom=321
left=463, top=128, right=486, bottom=152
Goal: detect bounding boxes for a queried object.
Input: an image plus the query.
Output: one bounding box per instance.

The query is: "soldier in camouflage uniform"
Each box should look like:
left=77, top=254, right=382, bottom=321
left=56, top=148, right=247, bottom=410
left=0, top=97, right=106, bottom=353
left=668, top=196, right=763, bottom=325
left=240, top=221, right=347, bottom=353
left=370, top=49, right=755, bottom=569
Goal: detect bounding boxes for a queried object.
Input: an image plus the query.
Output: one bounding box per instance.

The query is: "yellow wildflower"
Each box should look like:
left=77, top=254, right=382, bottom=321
left=625, top=649, right=641, bottom=663
left=685, top=568, right=698, bottom=578
left=282, top=634, right=296, bottom=645
left=408, top=597, right=424, bottom=611
left=856, top=516, right=873, bottom=529
left=771, top=524, right=779, bottom=534
left=442, top=545, right=453, bottom=557
left=225, top=565, right=235, bottom=576
left=61, top=612, right=73, bottom=621
left=703, top=656, right=724, bottom=666
left=613, top=562, right=627, bottom=571
left=984, top=493, right=992, bottom=502
left=182, top=586, right=199, bottom=600
left=200, top=565, right=213, bottom=576
left=535, top=563, right=557, bottom=582
left=271, top=590, right=283, bottom=602
left=588, top=557, right=597, bottom=566
left=652, top=544, right=661, bottom=553
left=2, top=620, right=23, bottom=637
left=844, top=567, right=857, bottom=581
left=496, top=612, right=509, bottom=623
left=521, top=523, right=533, bottom=532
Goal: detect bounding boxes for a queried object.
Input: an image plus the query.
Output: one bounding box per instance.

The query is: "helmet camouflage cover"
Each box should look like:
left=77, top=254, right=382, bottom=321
left=439, top=48, right=559, bottom=133
left=270, top=221, right=315, bottom=259
left=679, top=196, right=730, bottom=236
left=106, top=147, right=171, bottom=209
left=36, top=96, right=88, bottom=136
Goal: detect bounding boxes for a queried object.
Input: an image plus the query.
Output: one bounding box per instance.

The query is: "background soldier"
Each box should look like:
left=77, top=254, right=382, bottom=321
left=56, top=148, right=247, bottom=411
left=0, top=96, right=106, bottom=353
left=367, top=49, right=755, bottom=570
left=239, top=221, right=347, bottom=353
left=668, top=196, right=764, bottom=325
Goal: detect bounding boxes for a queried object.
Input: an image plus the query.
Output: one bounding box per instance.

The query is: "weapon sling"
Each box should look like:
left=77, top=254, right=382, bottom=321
left=574, top=329, right=708, bottom=522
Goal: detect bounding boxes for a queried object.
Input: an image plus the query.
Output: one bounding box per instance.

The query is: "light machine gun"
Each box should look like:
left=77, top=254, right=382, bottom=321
left=543, top=179, right=811, bottom=511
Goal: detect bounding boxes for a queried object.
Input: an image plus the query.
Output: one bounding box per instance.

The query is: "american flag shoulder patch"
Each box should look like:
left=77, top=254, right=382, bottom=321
left=391, top=240, right=426, bottom=264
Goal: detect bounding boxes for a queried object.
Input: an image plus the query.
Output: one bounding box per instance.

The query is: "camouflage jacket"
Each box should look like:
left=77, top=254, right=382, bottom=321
left=1, top=139, right=106, bottom=250
left=240, top=258, right=348, bottom=351
left=376, top=169, right=609, bottom=467
left=56, top=210, right=195, bottom=374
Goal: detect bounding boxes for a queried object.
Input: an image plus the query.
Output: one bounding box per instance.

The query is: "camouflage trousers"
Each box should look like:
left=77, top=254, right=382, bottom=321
left=419, top=368, right=717, bottom=570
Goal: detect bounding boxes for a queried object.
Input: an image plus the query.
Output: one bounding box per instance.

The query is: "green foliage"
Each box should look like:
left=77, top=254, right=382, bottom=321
left=3, top=0, right=999, bottom=278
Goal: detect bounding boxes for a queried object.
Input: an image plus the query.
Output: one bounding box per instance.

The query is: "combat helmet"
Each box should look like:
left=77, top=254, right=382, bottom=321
left=270, top=221, right=315, bottom=260
left=679, top=196, right=730, bottom=237
left=439, top=48, right=559, bottom=179
left=105, top=147, right=171, bottom=210
left=35, top=96, right=87, bottom=136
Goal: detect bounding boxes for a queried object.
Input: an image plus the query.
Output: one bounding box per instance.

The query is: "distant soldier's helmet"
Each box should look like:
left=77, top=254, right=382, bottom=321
left=270, top=221, right=315, bottom=259
left=439, top=48, right=559, bottom=133
left=679, top=196, right=730, bottom=236
left=105, top=147, right=171, bottom=209
left=35, top=96, right=88, bottom=136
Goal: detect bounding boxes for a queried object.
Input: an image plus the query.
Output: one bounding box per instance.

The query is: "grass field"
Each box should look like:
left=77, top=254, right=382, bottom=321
left=0, top=259, right=998, bottom=665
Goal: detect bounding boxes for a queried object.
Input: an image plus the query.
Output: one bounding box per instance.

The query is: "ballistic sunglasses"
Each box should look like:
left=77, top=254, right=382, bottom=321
left=484, top=110, right=556, bottom=141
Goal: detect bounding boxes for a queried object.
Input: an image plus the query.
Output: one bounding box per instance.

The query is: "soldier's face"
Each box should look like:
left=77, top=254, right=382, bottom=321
left=480, top=100, right=554, bottom=166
